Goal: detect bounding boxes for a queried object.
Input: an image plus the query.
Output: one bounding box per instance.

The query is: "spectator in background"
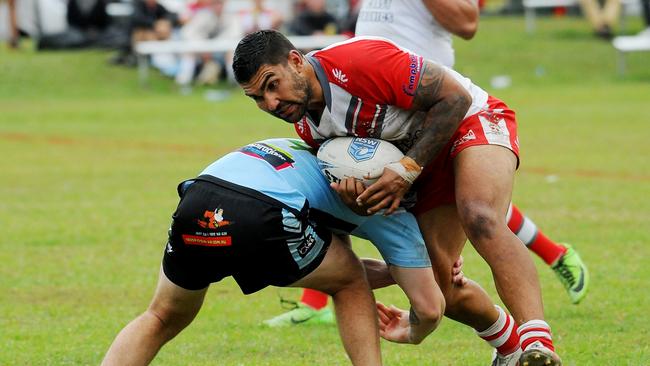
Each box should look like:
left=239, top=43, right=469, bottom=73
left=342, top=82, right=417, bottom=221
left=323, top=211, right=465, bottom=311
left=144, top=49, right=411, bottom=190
left=131, top=0, right=175, bottom=45
left=175, top=0, right=243, bottom=87
left=3, top=0, right=19, bottom=48
left=110, top=0, right=176, bottom=66
left=38, top=0, right=124, bottom=49
left=578, top=0, right=621, bottom=39
left=337, top=0, right=360, bottom=37
left=67, top=0, right=110, bottom=32
left=238, top=0, right=283, bottom=35
left=289, top=0, right=338, bottom=35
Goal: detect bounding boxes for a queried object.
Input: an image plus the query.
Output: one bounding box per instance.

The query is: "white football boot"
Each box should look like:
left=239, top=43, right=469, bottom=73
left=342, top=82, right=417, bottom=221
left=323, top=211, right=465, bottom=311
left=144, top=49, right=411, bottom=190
left=519, top=341, right=562, bottom=366
left=491, top=347, right=522, bottom=366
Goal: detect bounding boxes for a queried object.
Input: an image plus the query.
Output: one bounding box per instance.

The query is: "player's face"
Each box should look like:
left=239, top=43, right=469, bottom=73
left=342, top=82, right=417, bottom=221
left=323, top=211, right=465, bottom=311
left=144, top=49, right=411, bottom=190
left=241, top=62, right=311, bottom=124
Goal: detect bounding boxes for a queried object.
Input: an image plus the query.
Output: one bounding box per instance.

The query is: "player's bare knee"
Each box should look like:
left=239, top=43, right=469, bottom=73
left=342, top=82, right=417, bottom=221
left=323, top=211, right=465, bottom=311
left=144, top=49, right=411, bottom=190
left=411, top=297, right=445, bottom=328
left=146, top=306, right=193, bottom=339
left=140, top=309, right=175, bottom=340
left=322, top=259, right=367, bottom=295
left=337, top=246, right=368, bottom=279
left=458, top=202, right=500, bottom=244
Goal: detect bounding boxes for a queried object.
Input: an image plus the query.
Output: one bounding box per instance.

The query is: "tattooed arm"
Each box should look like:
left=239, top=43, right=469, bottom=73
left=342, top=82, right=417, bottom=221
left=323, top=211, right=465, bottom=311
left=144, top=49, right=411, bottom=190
left=357, top=61, right=471, bottom=215
left=406, top=61, right=472, bottom=168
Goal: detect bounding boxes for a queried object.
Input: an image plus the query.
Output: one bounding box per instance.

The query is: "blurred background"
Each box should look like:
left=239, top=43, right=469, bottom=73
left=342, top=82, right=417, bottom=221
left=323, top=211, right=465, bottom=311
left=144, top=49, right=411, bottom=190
left=1, top=0, right=649, bottom=364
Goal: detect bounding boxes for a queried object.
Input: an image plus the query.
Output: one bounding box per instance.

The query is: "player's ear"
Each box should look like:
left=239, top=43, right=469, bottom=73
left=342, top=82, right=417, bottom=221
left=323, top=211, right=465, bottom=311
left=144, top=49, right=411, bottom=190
left=288, top=50, right=304, bottom=72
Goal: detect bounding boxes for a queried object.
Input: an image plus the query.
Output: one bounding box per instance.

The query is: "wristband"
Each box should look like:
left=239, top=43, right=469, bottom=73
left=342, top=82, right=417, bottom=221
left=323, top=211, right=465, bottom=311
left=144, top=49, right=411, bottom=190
left=385, top=156, right=423, bottom=184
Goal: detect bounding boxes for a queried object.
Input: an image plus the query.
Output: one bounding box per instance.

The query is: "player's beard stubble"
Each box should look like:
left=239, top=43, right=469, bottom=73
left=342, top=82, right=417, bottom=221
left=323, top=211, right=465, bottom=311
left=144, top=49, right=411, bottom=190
left=272, top=71, right=312, bottom=124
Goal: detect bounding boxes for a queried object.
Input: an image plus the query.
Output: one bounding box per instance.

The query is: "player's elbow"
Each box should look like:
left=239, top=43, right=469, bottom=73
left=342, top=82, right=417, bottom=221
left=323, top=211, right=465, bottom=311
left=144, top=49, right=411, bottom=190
left=456, top=21, right=478, bottom=40
left=453, top=91, right=472, bottom=119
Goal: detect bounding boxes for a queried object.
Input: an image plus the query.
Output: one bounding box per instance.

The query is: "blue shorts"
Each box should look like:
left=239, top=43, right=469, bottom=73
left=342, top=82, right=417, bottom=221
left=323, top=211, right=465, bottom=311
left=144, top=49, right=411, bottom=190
left=353, top=210, right=430, bottom=268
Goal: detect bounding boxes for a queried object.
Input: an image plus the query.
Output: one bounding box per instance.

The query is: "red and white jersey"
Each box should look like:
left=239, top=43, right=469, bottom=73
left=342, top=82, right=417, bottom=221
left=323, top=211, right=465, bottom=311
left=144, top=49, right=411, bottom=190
left=295, top=37, right=488, bottom=153
left=355, top=0, right=456, bottom=67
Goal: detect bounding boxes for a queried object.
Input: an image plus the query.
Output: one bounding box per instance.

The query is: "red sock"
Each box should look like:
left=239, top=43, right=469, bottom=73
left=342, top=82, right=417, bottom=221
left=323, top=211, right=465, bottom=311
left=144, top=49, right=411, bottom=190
left=507, top=204, right=567, bottom=265
left=518, top=320, right=555, bottom=351
left=477, top=306, right=521, bottom=356
left=300, top=289, right=329, bottom=310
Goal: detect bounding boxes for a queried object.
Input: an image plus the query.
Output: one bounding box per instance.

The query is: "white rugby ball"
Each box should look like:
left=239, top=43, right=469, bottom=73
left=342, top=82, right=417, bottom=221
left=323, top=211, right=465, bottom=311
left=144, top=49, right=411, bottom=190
left=317, top=137, right=404, bottom=186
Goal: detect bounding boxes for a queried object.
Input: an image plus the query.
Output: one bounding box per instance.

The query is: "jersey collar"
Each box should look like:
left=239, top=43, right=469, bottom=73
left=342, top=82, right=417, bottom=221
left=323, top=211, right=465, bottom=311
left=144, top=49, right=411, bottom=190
left=305, top=54, right=332, bottom=112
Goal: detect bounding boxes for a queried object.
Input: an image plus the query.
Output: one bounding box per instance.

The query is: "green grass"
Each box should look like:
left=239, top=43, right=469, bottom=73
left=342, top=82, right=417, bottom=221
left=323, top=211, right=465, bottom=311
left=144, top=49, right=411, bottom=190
left=1, top=15, right=649, bottom=365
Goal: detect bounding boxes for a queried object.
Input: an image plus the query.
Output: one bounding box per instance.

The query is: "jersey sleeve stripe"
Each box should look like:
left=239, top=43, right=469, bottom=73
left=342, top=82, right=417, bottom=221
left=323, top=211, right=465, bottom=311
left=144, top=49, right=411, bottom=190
left=344, top=96, right=360, bottom=135
left=372, top=104, right=386, bottom=138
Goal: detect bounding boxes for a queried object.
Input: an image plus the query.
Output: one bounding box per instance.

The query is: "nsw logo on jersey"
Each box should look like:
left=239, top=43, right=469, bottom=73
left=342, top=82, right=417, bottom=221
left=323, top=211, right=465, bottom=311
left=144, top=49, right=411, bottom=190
left=239, top=143, right=295, bottom=170
left=348, top=137, right=379, bottom=162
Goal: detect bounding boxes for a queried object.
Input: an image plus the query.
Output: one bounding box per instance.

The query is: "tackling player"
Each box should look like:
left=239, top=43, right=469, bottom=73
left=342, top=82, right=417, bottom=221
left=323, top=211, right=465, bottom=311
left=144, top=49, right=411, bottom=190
left=101, top=138, right=524, bottom=364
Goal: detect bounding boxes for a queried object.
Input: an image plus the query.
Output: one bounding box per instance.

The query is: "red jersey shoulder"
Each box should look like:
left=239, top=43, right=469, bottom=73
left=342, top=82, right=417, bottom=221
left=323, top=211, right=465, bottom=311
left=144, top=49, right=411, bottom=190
left=313, top=38, right=423, bottom=108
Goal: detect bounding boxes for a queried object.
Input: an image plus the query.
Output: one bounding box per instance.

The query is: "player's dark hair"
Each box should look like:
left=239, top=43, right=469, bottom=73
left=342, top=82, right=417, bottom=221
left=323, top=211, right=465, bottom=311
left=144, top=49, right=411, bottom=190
left=232, top=30, right=298, bottom=84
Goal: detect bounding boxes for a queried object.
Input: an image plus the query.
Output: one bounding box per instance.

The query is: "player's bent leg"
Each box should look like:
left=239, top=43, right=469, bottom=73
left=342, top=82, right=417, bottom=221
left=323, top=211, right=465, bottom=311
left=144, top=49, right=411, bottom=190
left=507, top=203, right=590, bottom=304
left=362, top=258, right=396, bottom=289
left=290, top=234, right=382, bottom=366
left=102, top=268, right=208, bottom=366
left=454, top=145, right=561, bottom=364
left=416, top=205, right=472, bottom=317
left=551, top=243, right=589, bottom=304
left=384, top=266, right=445, bottom=344
left=416, top=205, right=499, bottom=330
left=416, top=205, right=522, bottom=362
left=454, top=145, right=544, bottom=323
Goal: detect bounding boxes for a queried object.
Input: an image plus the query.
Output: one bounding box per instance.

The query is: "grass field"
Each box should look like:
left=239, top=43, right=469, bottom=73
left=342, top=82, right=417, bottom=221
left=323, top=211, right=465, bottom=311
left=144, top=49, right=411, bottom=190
left=1, top=15, right=649, bottom=365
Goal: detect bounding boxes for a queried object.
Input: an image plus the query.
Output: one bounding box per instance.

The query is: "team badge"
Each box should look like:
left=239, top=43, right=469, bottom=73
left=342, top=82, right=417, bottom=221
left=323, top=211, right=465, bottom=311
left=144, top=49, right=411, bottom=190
left=347, top=137, right=379, bottom=162
left=197, top=207, right=231, bottom=229
left=183, top=206, right=233, bottom=247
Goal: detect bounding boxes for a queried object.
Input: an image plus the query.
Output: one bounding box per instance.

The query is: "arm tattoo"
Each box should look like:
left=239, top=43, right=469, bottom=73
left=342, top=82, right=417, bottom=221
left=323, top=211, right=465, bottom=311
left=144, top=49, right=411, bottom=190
left=407, top=61, right=471, bottom=167
left=409, top=307, right=421, bottom=326
left=411, top=62, right=445, bottom=111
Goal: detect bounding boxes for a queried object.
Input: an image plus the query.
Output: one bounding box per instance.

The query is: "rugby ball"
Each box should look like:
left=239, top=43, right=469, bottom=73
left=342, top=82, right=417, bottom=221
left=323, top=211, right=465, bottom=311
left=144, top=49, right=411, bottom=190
left=317, top=137, right=404, bottom=186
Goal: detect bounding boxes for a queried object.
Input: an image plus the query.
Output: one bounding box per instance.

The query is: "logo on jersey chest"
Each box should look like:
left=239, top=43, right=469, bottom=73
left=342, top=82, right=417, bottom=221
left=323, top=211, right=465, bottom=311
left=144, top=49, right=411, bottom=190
left=239, top=143, right=295, bottom=170
left=348, top=137, right=379, bottom=162
left=332, top=68, right=348, bottom=84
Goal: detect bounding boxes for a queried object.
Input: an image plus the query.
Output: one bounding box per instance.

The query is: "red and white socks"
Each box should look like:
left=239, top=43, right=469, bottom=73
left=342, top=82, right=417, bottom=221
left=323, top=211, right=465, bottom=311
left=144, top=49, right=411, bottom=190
left=518, top=319, right=555, bottom=352
left=300, top=288, right=329, bottom=310
left=477, top=305, right=521, bottom=356
left=507, top=203, right=567, bottom=265
left=478, top=307, right=556, bottom=356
